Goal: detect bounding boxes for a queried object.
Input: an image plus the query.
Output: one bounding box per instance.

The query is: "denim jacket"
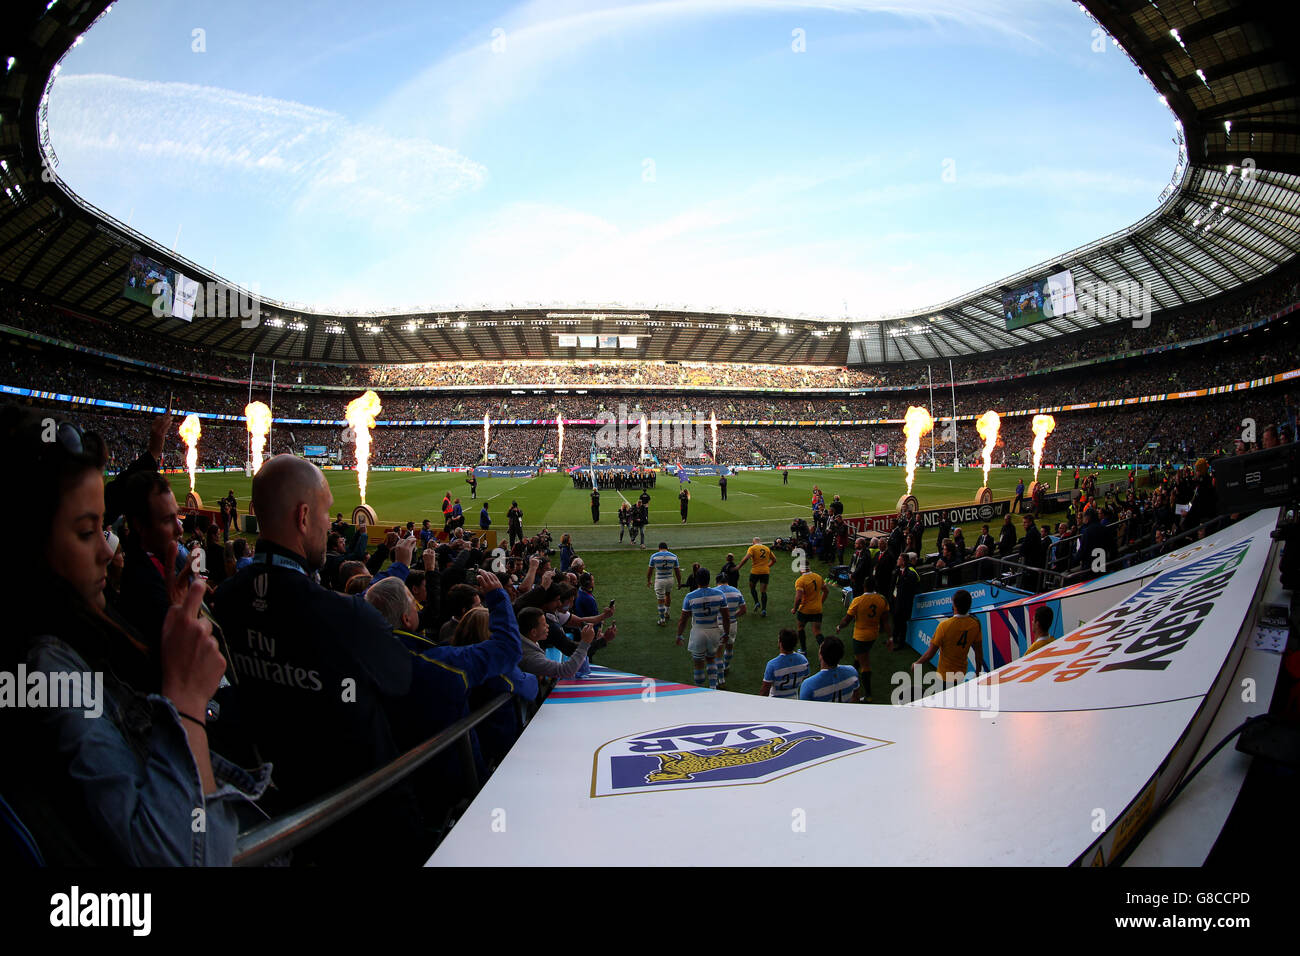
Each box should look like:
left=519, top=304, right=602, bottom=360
left=22, top=635, right=271, bottom=866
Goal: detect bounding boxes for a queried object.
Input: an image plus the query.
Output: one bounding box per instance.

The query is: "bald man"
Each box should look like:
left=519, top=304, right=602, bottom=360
left=212, top=454, right=427, bottom=865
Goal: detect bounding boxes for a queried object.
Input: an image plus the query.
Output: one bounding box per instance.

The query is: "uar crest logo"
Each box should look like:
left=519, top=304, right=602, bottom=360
left=591, top=721, right=888, bottom=797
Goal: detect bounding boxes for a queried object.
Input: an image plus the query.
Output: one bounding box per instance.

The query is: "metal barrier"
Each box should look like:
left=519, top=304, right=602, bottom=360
left=233, top=681, right=551, bottom=867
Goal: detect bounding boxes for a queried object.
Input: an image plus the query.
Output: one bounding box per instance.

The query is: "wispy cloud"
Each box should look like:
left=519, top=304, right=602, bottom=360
left=373, top=0, right=1047, bottom=142
left=49, top=73, right=487, bottom=225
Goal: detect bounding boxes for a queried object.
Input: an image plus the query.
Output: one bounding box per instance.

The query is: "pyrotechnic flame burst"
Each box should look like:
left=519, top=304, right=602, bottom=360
left=1031, top=414, right=1056, bottom=483
left=244, top=402, right=272, bottom=476
left=975, top=410, right=1001, bottom=489
left=640, top=413, right=647, bottom=462
left=902, top=406, right=934, bottom=496
left=178, top=414, right=202, bottom=492
left=557, top=413, right=565, bottom=464
left=345, top=390, right=382, bottom=504
left=709, top=409, right=718, bottom=462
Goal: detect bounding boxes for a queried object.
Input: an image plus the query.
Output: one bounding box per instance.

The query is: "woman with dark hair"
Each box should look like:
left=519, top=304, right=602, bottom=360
left=559, top=533, right=576, bottom=574
left=0, top=407, right=267, bottom=866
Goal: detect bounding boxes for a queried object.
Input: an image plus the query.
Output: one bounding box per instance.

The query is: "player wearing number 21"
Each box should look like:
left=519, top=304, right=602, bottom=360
left=914, top=589, right=987, bottom=684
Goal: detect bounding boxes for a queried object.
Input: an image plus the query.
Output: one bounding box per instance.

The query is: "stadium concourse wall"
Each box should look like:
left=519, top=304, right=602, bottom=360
left=429, top=508, right=1280, bottom=866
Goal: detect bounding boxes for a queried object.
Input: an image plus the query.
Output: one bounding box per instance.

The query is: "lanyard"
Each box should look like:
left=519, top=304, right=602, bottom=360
left=251, top=552, right=307, bottom=575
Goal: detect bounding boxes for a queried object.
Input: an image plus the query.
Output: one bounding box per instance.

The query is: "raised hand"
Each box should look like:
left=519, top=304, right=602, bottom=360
left=160, top=578, right=225, bottom=719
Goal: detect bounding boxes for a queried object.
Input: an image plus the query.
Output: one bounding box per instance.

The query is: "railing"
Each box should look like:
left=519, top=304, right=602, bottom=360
left=910, top=512, right=1239, bottom=598
left=233, top=681, right=550, bottom=867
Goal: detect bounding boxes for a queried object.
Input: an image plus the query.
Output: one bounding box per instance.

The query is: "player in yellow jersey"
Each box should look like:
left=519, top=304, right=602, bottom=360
left=1024, top=605, right=1055, bottom=654
left=791, top=558, right=828, bottom=655
left=915, top=589, right=986, bottom=686
left=834, top=588, right=890, bottom=702
left=736, top=536, right=775, bottom=617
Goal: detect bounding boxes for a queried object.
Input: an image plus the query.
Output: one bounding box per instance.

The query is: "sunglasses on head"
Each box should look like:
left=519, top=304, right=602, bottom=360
left=36, top=420, right=87, bottom=457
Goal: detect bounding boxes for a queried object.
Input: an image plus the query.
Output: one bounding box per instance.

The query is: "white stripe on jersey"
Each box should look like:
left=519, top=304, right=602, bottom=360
left=649, top=551, right=679, bottom=581
left=807, top=674, right=858, bottom=700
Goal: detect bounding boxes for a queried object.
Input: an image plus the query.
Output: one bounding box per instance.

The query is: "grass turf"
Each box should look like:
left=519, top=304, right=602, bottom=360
left=171, top=465, right=1067, bottom=699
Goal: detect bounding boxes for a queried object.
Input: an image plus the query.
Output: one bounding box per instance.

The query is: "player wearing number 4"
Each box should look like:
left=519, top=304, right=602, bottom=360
left=914, top=589, right=987, bottom=685
left=646, top=541, right=682, bottom=626
left=834, top=588, right=889, bottom=703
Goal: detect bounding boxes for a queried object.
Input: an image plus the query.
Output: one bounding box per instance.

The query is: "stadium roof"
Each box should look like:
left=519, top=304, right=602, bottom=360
left=1, top=0, right=1299, bottom=366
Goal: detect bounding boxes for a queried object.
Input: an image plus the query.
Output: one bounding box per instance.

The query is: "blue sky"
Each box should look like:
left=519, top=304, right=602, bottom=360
left=48, top=0, right=1176, bottom=318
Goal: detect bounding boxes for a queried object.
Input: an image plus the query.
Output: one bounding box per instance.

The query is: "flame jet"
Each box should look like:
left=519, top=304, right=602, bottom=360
left=346, top=390, right=382, bottom=504
left=1031, top=415, right=1056, bottom=483
left=179, top=414, right=202, bottom=492
left=244, top=402, right=272, bottom=476
left=975, top=410, right=1001, bottom=489
left=902, top=406, right=934, bottom=496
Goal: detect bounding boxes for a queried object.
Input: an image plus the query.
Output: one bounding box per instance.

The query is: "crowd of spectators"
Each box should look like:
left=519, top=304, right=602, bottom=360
left=8, top=309, right=1297, bottom=439
left=3, top=360, right=1284, bottom=867
left=5, top=263, right=1299, bottom=398
left=18, top=383, right=1293, bottom=472
left=2, top=402, right=638, bottom=866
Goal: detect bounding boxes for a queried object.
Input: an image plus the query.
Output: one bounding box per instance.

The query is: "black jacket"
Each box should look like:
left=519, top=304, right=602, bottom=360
left=998, top=522, right=1018, bottom=557
left=212, top=540, right=426, bottom=864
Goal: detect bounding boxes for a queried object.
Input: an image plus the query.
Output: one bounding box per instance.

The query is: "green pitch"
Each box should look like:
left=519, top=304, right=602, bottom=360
left=171, top=466, right=1067, bottom=698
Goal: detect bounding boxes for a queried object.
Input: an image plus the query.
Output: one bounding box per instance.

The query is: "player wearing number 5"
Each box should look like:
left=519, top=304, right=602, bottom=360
left=914, top=589, right=986, bottom=685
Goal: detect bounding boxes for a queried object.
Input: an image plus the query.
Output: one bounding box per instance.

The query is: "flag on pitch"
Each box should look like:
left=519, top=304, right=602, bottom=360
left=675, top=461, right=691, bottom=483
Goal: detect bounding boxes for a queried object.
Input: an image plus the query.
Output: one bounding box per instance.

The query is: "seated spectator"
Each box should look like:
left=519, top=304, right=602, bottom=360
left=345, top=573, right=373, bottom=595
left=0, top=406, right=267, bottom=865
left=517, top=606, right=596, bottom=679
left=450, top=606, right=538, bottom=770
left=438, top=583, right=483, bottom=645
left=212, top=454, right=426, bottom=866
left=118, top=470, right=184, bottom=655
left=365, top=573, right=522, bottom=816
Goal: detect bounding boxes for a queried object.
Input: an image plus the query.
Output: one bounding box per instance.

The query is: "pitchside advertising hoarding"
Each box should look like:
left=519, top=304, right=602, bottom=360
left=472, top=466, right=538, bottom=478
left=845, top=498, right=1012, bottom=535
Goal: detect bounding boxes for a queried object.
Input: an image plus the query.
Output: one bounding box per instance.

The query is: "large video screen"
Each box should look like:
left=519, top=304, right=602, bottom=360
left=123, top=254, right=196, bottom=322
left=1003, top=269, right=1076, bottom=331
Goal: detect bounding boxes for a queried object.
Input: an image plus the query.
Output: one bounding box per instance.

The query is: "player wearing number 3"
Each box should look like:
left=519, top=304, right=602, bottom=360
left=914, top=589, right=987, bottom=684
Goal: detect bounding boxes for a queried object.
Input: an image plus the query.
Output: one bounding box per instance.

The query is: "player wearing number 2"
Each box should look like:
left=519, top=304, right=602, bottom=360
left=914, top=589, right=986, bottom=684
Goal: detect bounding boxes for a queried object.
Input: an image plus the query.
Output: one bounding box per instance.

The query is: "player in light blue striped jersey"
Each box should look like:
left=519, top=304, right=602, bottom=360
left=676, top=567, right=731, bottom=689
left=799, top=635, right=860, bottom=703
left=761, top=628, right=809, bottom=699
left=714, top=572, right=747, bottom=690
left=646, top=541, right=682, bottom=626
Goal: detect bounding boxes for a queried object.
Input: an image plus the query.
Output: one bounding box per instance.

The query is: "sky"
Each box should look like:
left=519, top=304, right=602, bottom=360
left=47, top=0, right=1177, bottom=319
